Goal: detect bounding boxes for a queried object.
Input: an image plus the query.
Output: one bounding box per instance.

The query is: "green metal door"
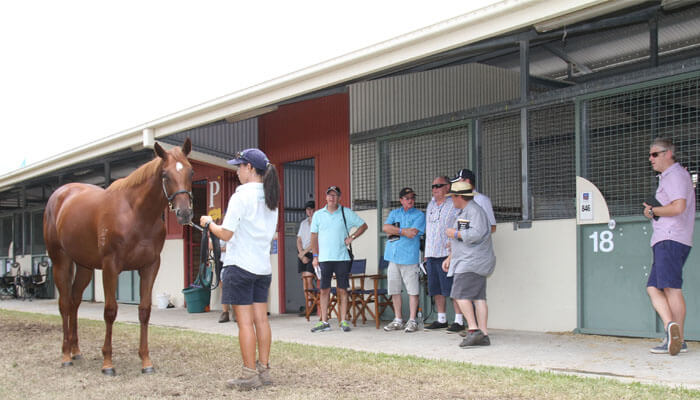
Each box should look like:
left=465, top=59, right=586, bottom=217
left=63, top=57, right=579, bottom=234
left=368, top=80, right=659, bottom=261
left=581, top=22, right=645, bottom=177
left=578, top=218, right=699, bottom=340
left=117, top=270, right=140, bottom=304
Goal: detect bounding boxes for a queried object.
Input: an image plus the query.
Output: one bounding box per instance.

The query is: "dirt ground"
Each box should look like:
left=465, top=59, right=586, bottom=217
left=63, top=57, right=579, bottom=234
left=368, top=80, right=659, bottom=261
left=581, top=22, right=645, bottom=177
left=0, top=310, right=696, bottom=400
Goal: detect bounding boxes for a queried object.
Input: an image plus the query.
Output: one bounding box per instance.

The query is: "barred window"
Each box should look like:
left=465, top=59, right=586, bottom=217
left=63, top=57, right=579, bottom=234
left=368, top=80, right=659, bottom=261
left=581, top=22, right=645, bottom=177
left=528, top=103, right=576, bottom=219
left=479, top=114, right=522, bottom=222
left=351, top=141, right=377, bottom=211
left=586, top=77, right=700, bottom=217
left=378, top=124, right=469, bottom=220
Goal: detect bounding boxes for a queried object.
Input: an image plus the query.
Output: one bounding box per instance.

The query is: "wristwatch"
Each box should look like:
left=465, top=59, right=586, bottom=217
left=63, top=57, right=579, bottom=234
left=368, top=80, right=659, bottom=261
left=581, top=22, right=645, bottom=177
left=649, top=208, right=655, bottom=218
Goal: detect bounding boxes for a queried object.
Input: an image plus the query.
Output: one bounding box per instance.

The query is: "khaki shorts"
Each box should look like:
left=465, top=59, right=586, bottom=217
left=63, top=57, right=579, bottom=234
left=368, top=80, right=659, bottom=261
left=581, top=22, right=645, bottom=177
left=387, top=262, right=420, bottom=296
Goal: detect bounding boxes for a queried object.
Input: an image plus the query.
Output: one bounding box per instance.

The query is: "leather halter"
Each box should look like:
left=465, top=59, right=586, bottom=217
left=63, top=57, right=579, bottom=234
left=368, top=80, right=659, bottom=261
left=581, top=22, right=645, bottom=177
left=161, top=178, right=193, bottom=211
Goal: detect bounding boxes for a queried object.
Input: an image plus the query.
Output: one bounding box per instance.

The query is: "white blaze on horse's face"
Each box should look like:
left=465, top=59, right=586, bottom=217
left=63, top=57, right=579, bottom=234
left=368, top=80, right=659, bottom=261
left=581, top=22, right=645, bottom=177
left=176, top=162, right=183, bottom=172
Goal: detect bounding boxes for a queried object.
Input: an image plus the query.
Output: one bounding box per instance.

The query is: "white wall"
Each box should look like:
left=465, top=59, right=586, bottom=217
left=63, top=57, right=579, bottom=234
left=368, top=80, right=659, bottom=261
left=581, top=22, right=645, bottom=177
left=153, top=239, right=185, bottom=307
left=489, top=219, right=577, bottom=332
left=345, top=209, right=578, bottom=332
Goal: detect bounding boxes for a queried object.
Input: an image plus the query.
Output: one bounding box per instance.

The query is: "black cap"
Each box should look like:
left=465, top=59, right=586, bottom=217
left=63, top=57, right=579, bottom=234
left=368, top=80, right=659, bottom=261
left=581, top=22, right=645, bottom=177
left=450, top=168, right=475, bottom=184
left=304, top=200, right=315, bottom=209
left=399, top=187, right=416, bottom=198
left=326, top=186, right=341, bottom=195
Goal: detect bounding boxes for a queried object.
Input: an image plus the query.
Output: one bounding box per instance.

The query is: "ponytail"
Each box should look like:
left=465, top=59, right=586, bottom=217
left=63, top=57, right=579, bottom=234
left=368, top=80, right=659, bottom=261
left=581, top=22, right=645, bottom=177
left=256, top=163, right=280, bottom=210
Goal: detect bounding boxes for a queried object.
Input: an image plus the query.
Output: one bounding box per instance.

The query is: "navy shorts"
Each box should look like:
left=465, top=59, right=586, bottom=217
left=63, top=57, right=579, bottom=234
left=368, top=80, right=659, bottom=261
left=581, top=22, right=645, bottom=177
left=647, top=240, right=691, bottom=290
left=221, top=265, right=272, bottom=305
left=297, top=252, right=314, bottom=274
left=426, top=257, right=453, bottom=297
left=319, top=261, right=351, bottom=290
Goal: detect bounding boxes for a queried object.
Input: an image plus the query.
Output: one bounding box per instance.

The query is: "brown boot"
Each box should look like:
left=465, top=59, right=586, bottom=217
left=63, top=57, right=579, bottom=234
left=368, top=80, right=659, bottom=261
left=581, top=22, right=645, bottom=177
left=218, top=311, right=230, bottom=323
left=256, top=360, right=272, bottom=385
left=226, top=366, right=262, bottom=391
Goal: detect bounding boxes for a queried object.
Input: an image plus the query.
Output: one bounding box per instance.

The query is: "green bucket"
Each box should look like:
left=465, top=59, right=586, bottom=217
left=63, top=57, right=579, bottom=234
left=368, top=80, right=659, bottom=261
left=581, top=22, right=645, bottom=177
left=182, top=286, right=211, bottom=313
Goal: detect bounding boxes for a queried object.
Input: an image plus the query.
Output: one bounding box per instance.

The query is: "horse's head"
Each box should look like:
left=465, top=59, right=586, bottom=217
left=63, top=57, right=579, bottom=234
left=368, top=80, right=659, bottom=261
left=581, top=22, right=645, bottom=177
left=155, top=138, right=194, bottom=225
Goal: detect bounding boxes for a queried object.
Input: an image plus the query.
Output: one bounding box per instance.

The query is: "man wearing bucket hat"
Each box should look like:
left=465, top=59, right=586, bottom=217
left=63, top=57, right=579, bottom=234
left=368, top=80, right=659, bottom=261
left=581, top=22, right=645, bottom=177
left=382, top=187, right=426, bottom=333
left=451, top=169, right=496, bottom=233
left=310, top=185, right=368, bottom=333
left=442, top=181, right=495, bottom=348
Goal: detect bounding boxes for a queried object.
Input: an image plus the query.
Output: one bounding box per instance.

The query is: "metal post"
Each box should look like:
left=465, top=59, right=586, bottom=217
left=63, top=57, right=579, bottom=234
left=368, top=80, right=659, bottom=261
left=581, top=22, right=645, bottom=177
left=520, top=40, right=530, bottom=223
left=649, top=14, right=658, bottom=68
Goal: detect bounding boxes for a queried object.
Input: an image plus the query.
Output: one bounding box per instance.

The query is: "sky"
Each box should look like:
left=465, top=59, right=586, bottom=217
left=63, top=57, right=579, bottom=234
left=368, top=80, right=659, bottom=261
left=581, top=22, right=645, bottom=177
left=0, top=0, right=501, bottom=176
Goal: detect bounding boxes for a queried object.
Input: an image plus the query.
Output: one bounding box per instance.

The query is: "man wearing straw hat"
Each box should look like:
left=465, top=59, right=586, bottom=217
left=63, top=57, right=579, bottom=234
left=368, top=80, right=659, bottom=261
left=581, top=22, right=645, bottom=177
left=442, top=181, right=496, bottom=348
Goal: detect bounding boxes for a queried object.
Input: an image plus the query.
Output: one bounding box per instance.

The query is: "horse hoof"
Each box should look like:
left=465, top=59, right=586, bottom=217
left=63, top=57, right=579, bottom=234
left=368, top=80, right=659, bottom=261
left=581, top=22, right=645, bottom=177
left=102, top=368, right=116, bottom=376
left=142, top=366, right=155, bottom=374
left=61, top=361, right=73, bottom=368
left=71, top=354, right=83, bottom=360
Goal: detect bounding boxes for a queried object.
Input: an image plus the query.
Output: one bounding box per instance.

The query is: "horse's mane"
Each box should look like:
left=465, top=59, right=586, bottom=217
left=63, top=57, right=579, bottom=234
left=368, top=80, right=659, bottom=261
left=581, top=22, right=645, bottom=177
left=107, top=157, right=163, bottom=192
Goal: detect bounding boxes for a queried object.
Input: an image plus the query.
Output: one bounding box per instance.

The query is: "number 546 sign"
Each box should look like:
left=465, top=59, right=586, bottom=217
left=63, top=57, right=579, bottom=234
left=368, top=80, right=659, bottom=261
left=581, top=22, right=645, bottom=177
left=588, top=230, right=614, bottom=253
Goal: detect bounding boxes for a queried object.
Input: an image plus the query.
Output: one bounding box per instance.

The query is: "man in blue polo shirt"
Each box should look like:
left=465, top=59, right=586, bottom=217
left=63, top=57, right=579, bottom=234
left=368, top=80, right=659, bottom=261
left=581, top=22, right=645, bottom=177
left=310, top=185, right=368, bottom=333
left=382, top=187, right=426, bottom=333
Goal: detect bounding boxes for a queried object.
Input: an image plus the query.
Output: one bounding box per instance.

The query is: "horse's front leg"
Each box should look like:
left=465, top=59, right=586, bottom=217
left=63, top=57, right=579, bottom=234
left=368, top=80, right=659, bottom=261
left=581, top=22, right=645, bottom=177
left=138, top=258, right=160, bottom=374
left=100, top=261, right=119, bottom=376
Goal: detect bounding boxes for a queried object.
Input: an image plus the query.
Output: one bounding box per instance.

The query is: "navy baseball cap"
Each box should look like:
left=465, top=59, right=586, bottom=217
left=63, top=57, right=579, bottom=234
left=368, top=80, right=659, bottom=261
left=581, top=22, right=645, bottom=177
left=304, top=200, right=315, bottom=209
left=228, top=148, right=270, bottom=170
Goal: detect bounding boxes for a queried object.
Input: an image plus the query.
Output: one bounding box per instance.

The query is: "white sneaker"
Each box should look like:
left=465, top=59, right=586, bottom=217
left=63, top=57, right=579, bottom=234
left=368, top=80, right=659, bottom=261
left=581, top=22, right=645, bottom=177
left=404, top=320, right=418, bottom=333
left=383, top=320, right=404, bottom=331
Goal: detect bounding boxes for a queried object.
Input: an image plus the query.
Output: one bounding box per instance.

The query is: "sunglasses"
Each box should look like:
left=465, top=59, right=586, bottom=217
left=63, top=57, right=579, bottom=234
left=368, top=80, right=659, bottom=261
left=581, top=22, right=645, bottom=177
left=649, top=150, right=667, bottom=158
left=431, top=183, right=447, bottom=189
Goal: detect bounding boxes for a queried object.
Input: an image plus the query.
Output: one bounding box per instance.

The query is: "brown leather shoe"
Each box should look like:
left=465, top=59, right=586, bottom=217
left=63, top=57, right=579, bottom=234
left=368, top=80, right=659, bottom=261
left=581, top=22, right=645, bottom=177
left=218, top=311, right=230, bottom=323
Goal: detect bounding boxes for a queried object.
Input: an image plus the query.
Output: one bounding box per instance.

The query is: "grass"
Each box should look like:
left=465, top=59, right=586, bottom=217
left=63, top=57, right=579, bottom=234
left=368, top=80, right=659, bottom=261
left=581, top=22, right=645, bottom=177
left=0, top=309, right=698, bottom=399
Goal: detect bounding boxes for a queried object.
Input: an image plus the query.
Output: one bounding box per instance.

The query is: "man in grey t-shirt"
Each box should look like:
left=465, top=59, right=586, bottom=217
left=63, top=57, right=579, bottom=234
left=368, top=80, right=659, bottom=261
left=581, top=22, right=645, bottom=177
left=442, top=181, right=495, bottom=348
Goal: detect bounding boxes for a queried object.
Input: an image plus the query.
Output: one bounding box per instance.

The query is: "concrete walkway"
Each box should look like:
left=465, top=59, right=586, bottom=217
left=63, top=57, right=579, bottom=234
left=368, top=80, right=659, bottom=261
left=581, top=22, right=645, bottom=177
left=1, top=299, right=697, bottom=389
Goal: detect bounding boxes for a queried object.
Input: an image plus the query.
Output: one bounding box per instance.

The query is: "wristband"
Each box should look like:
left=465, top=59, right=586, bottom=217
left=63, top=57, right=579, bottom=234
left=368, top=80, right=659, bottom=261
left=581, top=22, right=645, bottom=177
left=399, top=228, right=402, bottom=235
left=313, top=254, right=319, bottom=258
left=454, top=231, right=459, bottom=239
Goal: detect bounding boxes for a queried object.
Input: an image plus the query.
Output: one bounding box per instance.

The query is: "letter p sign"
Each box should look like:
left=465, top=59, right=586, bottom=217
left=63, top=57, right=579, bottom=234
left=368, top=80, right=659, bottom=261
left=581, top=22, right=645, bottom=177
left=209, top=180, right=220, bottom=208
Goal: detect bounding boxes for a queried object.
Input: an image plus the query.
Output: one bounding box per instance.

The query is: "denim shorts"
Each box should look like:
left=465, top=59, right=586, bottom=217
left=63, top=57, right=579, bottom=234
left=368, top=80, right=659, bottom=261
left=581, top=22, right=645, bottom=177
left=426, top=257, right=452, bottom=297
left=320, top=261, right=351, bottom=290
left=221, top=265, right=272, bottom=305
left=647, top=240, right=691, bottom=289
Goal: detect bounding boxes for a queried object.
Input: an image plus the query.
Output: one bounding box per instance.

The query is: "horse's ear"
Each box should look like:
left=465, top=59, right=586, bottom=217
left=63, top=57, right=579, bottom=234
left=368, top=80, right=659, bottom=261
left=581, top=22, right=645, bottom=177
left=154, top=142, right=168, bottom=160
left=182, top=138, right=192, bottom=156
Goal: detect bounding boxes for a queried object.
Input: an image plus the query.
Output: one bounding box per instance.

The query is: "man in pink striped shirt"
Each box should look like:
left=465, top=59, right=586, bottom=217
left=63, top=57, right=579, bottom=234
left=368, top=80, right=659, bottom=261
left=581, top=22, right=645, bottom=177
left=643, top=138, right=695, bottom=356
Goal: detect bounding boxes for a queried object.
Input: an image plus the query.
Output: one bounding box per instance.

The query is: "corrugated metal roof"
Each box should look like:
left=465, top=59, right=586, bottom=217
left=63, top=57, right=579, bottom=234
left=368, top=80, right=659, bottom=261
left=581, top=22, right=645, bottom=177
left=488, top=3, right=700, bottom=79
left=349, top=63, right=519, bottom=133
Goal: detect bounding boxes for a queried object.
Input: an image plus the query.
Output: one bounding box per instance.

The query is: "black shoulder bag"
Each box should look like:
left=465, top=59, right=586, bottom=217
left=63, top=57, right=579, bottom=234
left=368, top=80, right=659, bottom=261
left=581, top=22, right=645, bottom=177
left=196, top=224, right=222, bottom=290
left=340, top=206, right=355, bottom=262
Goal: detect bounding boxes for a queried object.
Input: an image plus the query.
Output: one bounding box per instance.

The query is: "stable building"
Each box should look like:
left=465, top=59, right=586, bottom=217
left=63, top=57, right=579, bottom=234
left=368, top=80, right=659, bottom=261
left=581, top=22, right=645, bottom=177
left=1, top=0, right=699, bottom=340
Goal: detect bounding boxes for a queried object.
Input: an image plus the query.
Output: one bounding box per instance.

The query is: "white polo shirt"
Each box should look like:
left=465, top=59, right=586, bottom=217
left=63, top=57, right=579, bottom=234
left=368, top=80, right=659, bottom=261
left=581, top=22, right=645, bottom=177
left=220, top=182, right=278, bottom=275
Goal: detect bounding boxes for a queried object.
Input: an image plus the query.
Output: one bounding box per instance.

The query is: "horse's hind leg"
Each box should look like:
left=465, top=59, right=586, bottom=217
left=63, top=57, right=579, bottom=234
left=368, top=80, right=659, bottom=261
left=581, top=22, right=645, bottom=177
left=49, top=250, right=75, bottom=367
left=68, top=264, right=94, bottom=360
left=137, top=259, right=160, bottom=374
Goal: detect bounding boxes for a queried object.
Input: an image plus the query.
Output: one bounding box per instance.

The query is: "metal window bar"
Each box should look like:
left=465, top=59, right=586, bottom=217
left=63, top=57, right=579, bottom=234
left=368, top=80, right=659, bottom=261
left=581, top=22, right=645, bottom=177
left=479, top=113, right=522, bottom=222
left=585, top=77, right=700, bottom=217
left=528, top=103, right=577, bottom=219
left=351, top=141, right=378, bottom=211
left=378, top=125, right=470, bottom=221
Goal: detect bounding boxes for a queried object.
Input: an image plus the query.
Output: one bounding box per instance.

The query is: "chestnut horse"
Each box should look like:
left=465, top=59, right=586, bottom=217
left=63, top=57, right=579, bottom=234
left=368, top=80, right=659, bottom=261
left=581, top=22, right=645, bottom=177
left=43, top=139, right=193, bottom=376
